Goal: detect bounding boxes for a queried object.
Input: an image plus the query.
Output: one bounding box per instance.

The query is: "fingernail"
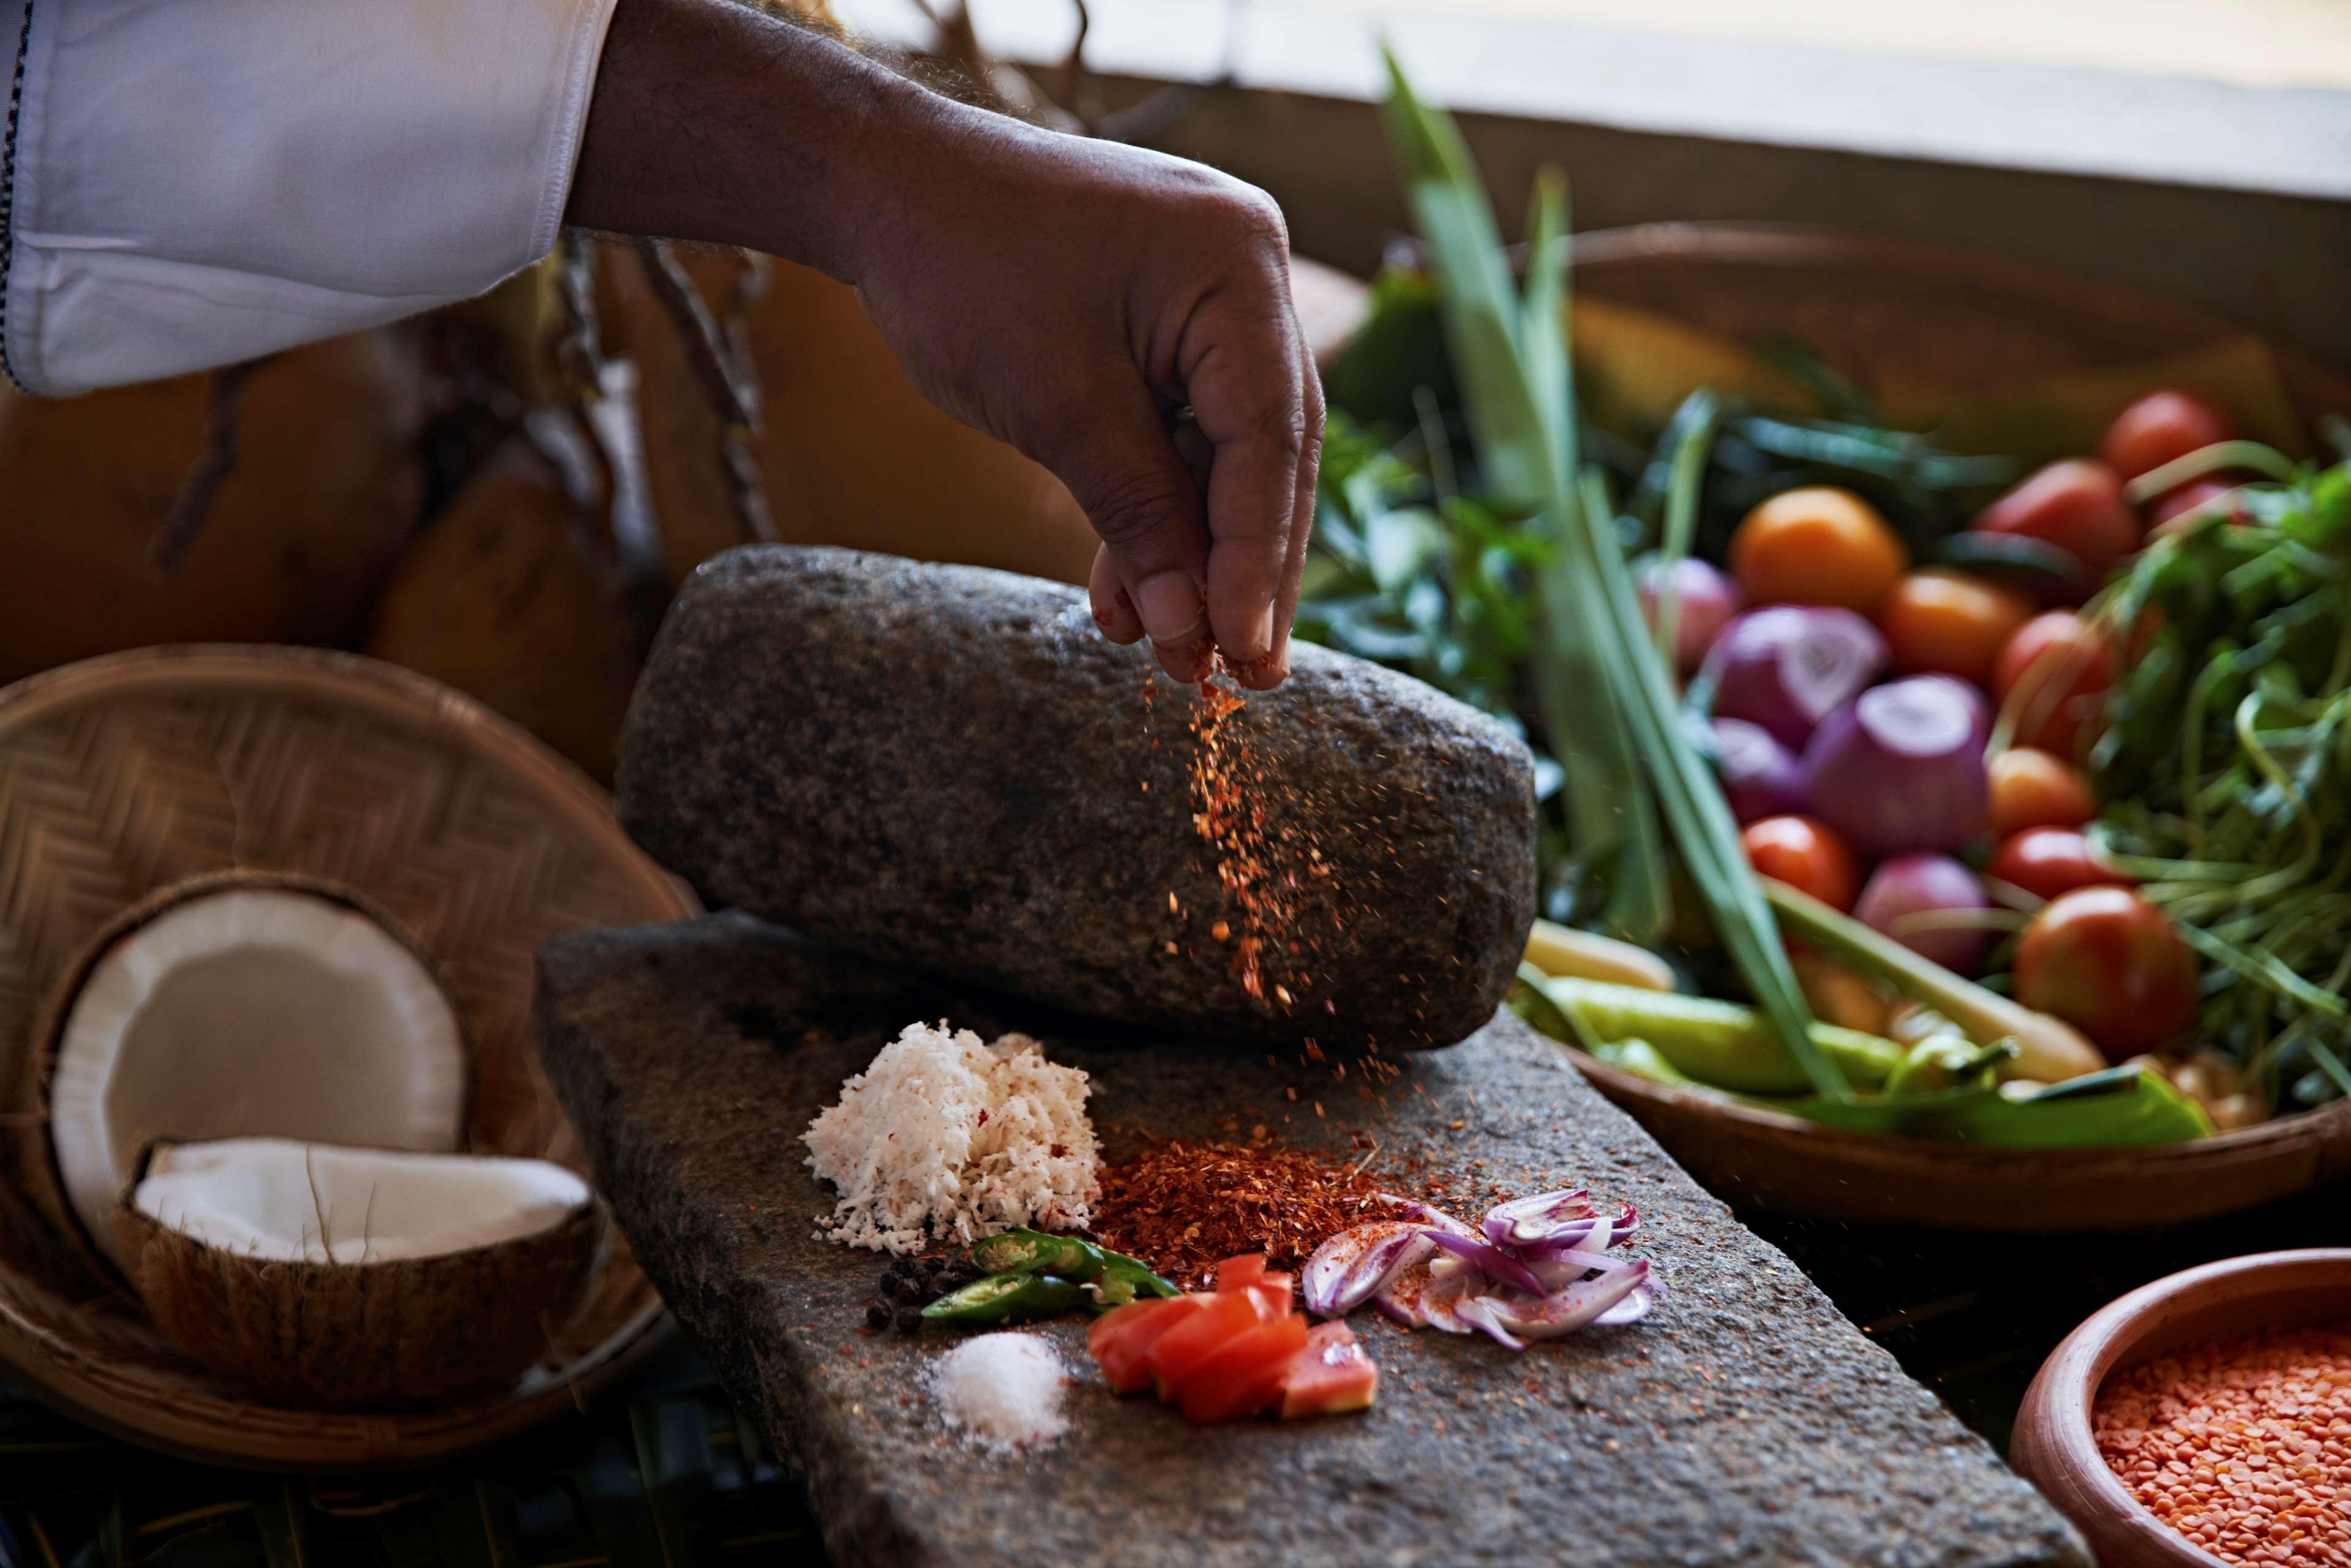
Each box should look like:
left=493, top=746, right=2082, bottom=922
left=1135, top=571, right=1207, bottom=648
left=1244, top=602, right=1276, bottom=663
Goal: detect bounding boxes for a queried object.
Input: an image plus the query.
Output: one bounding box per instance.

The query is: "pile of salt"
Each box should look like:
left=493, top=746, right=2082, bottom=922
left=928, top=1332, right=1070, bottom=1454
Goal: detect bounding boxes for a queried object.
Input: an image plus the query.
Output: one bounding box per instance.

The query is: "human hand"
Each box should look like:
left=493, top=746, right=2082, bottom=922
left=842, top=126, right=1322, bottom=688
left=568, top=0, right=1319, bottom=688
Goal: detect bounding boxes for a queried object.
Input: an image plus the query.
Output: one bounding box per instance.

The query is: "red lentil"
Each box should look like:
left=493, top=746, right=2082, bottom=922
left=2092, top=1321, right=2351, bottom=1567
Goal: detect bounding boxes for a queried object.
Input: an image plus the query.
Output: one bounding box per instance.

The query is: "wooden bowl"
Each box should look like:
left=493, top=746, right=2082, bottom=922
left=1510, top=223, right=2351, bottom=1229
left=2009, top=1249, right=2351, bottom=1566
left=0, top=645, right=696, bottom=1469
left=1567, top=1051, right=2351, bottom=1230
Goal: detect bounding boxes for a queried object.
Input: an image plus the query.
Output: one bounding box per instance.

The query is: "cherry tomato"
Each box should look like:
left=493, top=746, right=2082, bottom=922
left=2147, top=478, right=2252, bottom=542
left=1741, top=815, right=1860, bottom=912
left=1729, top=487, right=1908, bottom=615
left=2014, top=887, right=2199, bottom=1058
left=1994, top=610, right=2115, bottom=758
left=1878, top=569, right=2036, bottom=686
left=1987, top=828, right=2132, bottom=902
left=1971, top=459, right=2140, bottom=582
left=1986, top=747, right=2096, bottom=836
left=2100, top=388, right=2232, bottom=484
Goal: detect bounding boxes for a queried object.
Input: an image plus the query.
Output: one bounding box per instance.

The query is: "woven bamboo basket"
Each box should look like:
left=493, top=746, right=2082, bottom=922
left=0, top=645, right=695, bottom=1469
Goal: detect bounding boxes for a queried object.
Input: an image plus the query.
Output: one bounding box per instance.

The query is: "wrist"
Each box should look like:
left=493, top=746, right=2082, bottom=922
left=567, top=0, right=972, bottom=283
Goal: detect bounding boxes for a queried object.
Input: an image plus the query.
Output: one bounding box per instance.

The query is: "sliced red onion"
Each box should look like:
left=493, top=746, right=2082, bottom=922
left=1374, top=1260, right=1436, bottom=1327
left=1415, top=1272, right=1477, bottom=1335
left=1455, top=1294, right=1528, bottom=1351
left=1702, top=606, right=1888, bottom=749
left=1480, top=1188, right=1593, bottom=1248
left=1512, top=1204, right=1641, bottom=1259
left=1594, top=1286, right=1655, bottom=1328
left=1709, top=718, right=1809, bottom=825
left=1473, top=1261, right=1654, bottom=1341
left=1301, top=1221, right=1436, bottom=1318
left=1379, top=1193, right=1474, bottom=1237
left=1423, top=1230, right=1550, bottom=1297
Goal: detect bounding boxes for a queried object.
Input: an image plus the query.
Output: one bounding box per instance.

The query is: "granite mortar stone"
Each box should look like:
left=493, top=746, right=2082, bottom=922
left=614, top=546, right=1536, bottom=1049
left=537, top=914, right=2089, bottom=1568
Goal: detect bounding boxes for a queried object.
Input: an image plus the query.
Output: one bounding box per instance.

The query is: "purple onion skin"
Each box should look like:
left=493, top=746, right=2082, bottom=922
left=1302, top=1223, right=1435, bottom=1318
left=1802, top=676, right=1990, bottom=857
left=1637, top=557, right=1742, bottom=675
left=1855, top=853, right=1995, bottom=974
left=1702, top=607, right=1888, bottom=749
left=1711, top=719, right=1809, bottom=824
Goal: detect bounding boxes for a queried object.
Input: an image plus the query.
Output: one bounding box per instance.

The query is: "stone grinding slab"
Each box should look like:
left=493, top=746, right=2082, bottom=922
left=614, top=546, right=1535, bottom=1049
left=537, top=915, right=2088, bottom=1568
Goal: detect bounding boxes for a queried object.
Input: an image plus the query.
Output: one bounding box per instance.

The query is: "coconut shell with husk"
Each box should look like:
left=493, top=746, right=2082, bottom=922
left=122, top=1139, right=604, bottom=1409
left=29, top=869, right=471, bottom=1283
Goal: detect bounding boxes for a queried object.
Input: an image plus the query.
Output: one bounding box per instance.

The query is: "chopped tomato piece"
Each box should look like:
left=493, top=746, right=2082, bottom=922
left=1174, top=1313, right=1309, bottom=1425
left=1088, top=1297, right=1202, bottom=1395
left=1215, top=1254, right=1268, bottom=1292
left=1146, top=1291, right=1259, bottom=1401
left=1278, top=1321, right=1379, bottom=1420
left=1242, top=1272, right=1294, bottom=1319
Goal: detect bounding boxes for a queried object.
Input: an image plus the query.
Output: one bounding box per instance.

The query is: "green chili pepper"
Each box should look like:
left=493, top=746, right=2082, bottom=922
left=966, top=1230, right=1177, bottom=1300
left=920, top=1273, right=1090, bottom=1324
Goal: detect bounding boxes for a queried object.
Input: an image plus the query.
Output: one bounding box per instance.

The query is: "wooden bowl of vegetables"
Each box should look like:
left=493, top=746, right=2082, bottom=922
left=1314, top=77, right=2351, bottom=1231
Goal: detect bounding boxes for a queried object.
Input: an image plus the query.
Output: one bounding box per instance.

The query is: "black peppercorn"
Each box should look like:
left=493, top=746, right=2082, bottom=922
left=893, top=1307, right=921, bottom=1335
left=863, top=1301, right=890, bottom=1330
left=890, top=1256, right=919, bottom=1277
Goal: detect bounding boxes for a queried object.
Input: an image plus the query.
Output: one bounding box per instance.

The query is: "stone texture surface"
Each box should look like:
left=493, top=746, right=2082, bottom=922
left=615, top=546, right=1535, bottom=1049
left=538, top=914, right=2089, bottom=1568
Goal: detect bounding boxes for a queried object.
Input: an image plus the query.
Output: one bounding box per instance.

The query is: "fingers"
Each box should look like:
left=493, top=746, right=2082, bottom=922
left=1040, top=383, right=1215, bottom=683
left=1088, top=544, right=1144, bottom=644
left=1255, top=356, right=1324, bottom=689
left=1185, top=307, right=1307, bottom=683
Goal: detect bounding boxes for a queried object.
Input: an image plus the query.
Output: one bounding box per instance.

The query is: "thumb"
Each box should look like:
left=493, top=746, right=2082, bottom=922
left=1037, top=383, right=1217, bottom=682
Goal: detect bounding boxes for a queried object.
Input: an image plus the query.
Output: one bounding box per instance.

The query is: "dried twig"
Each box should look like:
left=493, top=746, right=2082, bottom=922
left=150, top=357, right=267, bottom=576
left=632, top=236, right=776, bottom=544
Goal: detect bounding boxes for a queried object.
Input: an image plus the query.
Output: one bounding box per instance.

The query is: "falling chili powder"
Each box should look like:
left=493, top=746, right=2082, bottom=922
left=1168, top=661, right=1337, bottom=1010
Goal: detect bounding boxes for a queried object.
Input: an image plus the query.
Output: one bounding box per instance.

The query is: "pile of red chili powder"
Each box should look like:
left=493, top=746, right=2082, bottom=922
left=2092, top=1321, right=2351, bottom=1567
left=1088, top=1139, right=1388, bottom=1290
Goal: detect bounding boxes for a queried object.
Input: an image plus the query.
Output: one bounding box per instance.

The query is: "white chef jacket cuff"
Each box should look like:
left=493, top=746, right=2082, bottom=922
left=0, top=0, right=623, bottom=397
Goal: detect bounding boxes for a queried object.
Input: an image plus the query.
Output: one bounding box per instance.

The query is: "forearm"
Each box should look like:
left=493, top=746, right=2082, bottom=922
left=565, top=0, right=964, bottom=283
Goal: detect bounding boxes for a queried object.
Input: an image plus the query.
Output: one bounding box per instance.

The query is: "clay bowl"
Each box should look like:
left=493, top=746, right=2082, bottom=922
left=2010, top=1249, right=2351, bottom=1566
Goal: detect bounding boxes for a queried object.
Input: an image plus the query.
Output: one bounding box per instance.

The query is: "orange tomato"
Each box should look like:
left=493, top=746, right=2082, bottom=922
left=1174, top=1313, right=1308, bottom=1424
left=1741, top=816, right=1861, bottom=912
left=1090, top=1296, right=1206, bottom=1395
left=1994, top=611, right=2115, bottom=758
left=2014, top=887, right=2199, bottom=1058
left=2101, top=388, right=2233, bottom=484
left=1971, top=459, right=2140, bottom=582
left=1987, top=827, right=2132, bottom=902
left=1878, top=569, right=2035, bottom=686
left=1277, top=1321, right=1379, bottom=1419
left=1728, top=487, right=1908, bottom=614
left=1986, top=748, right=2096, bottom=836
left=1147, top=1291, right=1260, bottom=1400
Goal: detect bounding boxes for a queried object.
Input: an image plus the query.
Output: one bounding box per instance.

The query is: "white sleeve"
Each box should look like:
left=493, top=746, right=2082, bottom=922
left=0, top=0, right=622, bottom=397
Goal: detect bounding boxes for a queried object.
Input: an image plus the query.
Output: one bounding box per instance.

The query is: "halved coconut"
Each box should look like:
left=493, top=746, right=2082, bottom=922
left=47, top=882, right=468, bottom=1271
left=124, top=1138, right=602, bottom=1408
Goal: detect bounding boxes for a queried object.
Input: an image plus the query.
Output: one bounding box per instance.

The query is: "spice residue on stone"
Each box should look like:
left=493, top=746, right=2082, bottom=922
left=2092, top=1319, right=2351, bottom=1567
left=1089, top=1138, right=1390, bottom=1290
left=929, top=1332, right=1071, bottom=1455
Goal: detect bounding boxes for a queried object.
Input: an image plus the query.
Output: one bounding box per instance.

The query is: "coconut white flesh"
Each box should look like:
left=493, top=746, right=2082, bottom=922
left=133, top=1139, right=591, bottom=1267
left=49, top=888, right=468, bottom=1269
